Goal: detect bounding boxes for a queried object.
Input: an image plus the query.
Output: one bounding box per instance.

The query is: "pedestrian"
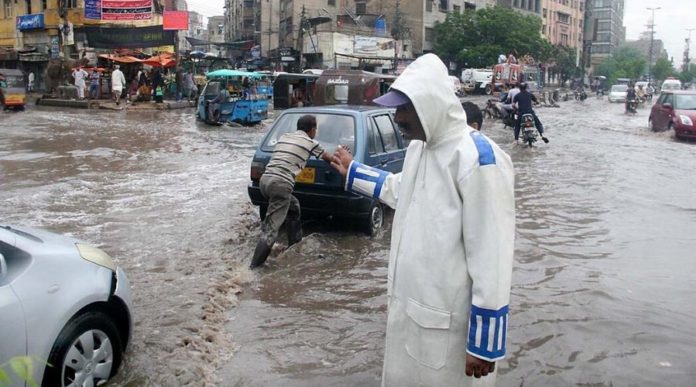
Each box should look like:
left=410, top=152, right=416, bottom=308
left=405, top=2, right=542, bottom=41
left=175, top=68, right=183, bottom=102
left=88, top=69, right=101, bottom=100
left=27, top=71, right=35, bottom=93
left=183, top=70, right=195, bottom=102
left=111, top=65, right=126, bottom=105
left=152, top=69, right=163, bottom=103
left=249, top=114, right=335, bottom=268
left=330, top=53, right=516, bottom=385
left=462, top=101, right=484, bottom=131
left=72, top=66, right=88, bottom=99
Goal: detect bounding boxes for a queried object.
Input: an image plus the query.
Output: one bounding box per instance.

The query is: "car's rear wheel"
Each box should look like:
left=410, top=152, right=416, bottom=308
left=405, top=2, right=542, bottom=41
left=648, top=117, right=655, bottom=131
left=43, top=311, right=123, bottom=387
left=363, top=201, right=384, bottom=236
left=484, top=85, right=492, bottom=95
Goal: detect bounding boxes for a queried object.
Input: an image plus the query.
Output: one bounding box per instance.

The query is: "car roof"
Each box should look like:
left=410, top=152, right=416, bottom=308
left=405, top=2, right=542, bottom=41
left=660, top=90, right=696, bottom=95
left=277, top=105, right=393, bottom=114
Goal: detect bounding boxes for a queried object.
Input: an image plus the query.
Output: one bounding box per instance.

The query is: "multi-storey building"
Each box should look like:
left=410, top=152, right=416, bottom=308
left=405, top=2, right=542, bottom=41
left=0, top=0, right=168, bottom=90
left=540, top=0, right=584, bottom=50
left=186, top=10, right=208, bottom=51
left=583, top=0, right=625, bottom=71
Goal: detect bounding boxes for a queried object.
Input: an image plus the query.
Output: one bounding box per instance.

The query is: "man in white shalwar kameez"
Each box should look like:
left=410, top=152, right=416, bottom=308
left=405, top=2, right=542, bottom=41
left=331, top=54, right=515, bottom=386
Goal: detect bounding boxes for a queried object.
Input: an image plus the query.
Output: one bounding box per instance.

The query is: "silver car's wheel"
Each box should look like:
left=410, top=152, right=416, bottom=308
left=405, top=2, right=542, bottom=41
left=44, top=312, right=123, bottom=387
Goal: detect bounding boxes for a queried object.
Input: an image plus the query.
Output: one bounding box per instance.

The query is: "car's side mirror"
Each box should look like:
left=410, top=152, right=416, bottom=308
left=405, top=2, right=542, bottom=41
left=663, top=103, right=673, bottom=109
left=0, top=253, right=6, bottom=279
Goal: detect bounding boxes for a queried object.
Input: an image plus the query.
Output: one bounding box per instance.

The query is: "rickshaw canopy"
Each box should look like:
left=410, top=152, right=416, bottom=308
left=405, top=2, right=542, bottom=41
left=206, top=69, right=264, bottom=79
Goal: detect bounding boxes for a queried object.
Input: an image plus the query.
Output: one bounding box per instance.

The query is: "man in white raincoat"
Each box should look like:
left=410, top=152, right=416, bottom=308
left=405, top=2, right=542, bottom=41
left=331, top=54, right=515, bottom=386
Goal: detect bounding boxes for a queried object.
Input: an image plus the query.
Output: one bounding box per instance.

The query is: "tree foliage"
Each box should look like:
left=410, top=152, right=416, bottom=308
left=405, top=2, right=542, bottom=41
left=595, top=46, right=647, bottom=85
left=432, top=6, right=549, bottom=69
left=651, top=57, right=675, bottom=82
left=547, top=45, right=581, bottom=86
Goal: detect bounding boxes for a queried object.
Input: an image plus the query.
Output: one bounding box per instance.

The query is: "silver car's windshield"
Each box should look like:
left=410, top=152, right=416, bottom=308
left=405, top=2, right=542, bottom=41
left=675, top=94, right=696, bottom=110
left=262, top=113, right=356, bottom=154
left=611, top=85, right=628, bottom=92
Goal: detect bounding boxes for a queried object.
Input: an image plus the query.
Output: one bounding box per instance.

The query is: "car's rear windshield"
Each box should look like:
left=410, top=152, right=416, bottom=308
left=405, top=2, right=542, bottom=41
left=662, top=82, right=681, bottom=90
left=675, top=94, right=696, bottom=110
left=611, top=85, right=628, bottom=92
left=262, top=112, right=356, bottom=154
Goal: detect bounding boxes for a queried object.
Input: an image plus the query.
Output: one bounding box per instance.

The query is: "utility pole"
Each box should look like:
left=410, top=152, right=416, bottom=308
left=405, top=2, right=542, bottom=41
left=684, top=28, right=695, bottom=73
left=646, top=7, right=660, bottom=83
left=298, top=5, right=306, bottom=70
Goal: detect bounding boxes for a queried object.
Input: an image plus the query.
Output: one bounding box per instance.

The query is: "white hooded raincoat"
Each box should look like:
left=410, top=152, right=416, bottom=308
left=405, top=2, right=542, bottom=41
left=345, top=54, right=515, bottom=386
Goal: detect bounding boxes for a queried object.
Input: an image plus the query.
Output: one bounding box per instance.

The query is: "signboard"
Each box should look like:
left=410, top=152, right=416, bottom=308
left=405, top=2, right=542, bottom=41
left=84, top=26, right=175, bottom=48
left=85, top=0, right=101, bottom=19
left=50, top=35, right=60, bottom=58
left=16, top=14, right=45, bottom=30
left=163, top=11, right=188, bottom=30
left=85, top=0, right=152, bottom=21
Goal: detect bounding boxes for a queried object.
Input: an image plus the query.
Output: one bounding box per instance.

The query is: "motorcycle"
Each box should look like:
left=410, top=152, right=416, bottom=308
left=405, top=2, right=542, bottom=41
left=625, top=99, right=638, bottom=114
left=574, top=88, right=588, bottom=101
left=520, top=113, right=538, bottom=147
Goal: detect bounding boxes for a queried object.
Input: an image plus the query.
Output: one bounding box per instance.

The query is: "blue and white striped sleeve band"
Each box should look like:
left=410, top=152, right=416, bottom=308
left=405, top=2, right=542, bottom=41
left=467, top=305, right=509, bottom=361
left=345, top=161, right=390, bottom=199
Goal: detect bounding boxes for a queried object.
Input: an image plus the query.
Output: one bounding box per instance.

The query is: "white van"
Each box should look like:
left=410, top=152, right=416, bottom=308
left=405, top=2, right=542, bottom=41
left=661, top=78, right=682, bottom=91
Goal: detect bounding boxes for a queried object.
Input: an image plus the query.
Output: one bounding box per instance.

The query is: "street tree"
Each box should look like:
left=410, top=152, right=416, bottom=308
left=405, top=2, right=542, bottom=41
left=432, top=6, right=547, bottom=69
left=652, top=57, right=675, bottom=82
left=547, top=45, right=581, bottom=86
left=595, top=46, right=647, bottom=85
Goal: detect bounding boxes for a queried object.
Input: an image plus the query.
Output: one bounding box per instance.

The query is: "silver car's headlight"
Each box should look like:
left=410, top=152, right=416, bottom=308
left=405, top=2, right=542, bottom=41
left=76, top=243, right=116, bottom=271
left=679, top=115, right=693, bottom=126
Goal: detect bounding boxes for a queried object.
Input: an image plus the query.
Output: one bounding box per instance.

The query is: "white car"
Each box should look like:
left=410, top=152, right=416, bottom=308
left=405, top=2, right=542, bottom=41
left=608, top=84, right=628, bottom=102
left=0, top=224, right=133, bottom=386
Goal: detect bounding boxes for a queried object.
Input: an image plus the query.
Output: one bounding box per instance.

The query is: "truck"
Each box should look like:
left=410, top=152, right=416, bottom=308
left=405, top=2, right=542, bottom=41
left=492, top=63, right=542, bottom=94
left=461, top=68, right=494, bottom=95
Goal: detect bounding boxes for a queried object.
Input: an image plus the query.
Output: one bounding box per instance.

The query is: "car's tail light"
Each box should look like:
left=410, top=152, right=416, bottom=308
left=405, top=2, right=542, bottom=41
left=250, top=161, right=265, bottom=181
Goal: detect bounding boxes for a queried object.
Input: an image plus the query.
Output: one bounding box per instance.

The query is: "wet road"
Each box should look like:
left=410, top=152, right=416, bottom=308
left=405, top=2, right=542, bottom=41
left=1, top=97, right=695, bottom=386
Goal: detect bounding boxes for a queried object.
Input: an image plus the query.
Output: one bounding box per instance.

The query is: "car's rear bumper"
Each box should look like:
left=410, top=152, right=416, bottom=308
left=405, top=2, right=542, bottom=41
left=248, top=183, right=373, bottom=218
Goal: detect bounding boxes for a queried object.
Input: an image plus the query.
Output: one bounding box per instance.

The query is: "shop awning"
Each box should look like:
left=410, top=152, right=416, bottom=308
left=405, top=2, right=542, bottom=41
left=98, top=54, right=142, bottom=63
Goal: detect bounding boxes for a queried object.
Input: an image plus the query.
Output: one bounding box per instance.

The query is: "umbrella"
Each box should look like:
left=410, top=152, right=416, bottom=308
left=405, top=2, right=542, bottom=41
left=189, top=51, right=206, bottom=59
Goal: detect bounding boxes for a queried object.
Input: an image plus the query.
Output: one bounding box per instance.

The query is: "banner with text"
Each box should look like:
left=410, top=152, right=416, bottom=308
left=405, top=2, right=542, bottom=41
left=84, top=25, right=174, bottom=48
left=85, top=0, right=152, bottom=21
left=163, top=11, right=189, bottom=30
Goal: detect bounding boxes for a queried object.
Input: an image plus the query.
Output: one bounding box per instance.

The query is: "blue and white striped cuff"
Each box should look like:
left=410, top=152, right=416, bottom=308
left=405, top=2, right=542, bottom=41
left=345, top=161, right=389, bottom=199
left=467, top=305, right=509, bottom=361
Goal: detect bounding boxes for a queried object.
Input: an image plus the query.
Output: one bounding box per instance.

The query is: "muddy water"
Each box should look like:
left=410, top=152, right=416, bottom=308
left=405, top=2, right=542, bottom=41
left=1, top=97, right=695, bottom=386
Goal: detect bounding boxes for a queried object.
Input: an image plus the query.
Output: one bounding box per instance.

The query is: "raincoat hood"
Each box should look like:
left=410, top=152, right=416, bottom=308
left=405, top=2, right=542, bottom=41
left=389, top=54, right=467, bottom=145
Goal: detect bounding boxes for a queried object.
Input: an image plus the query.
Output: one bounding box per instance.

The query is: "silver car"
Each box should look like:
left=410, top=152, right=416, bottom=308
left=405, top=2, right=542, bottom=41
left=0, top=224, right=132, bottom=386
left=608, top=84, right=628, bottom=102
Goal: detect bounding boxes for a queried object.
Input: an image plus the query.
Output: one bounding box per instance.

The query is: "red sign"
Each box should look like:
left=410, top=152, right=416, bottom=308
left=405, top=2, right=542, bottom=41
left=101, top=0, right=152, bottom=21
left=163, top=11, right=189, bottom=31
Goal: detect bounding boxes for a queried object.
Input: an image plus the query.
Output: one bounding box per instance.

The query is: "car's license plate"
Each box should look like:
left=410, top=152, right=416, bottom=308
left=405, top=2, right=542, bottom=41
left=296, top=167, right=315, bottom=184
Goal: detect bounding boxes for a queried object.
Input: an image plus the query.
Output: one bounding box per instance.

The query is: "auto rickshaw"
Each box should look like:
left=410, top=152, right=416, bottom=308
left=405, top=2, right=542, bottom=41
left=272, top=73, right=320, bottom=109
left=196, top=69, right=269, bottom=125
left=312, top=69, right=396, bottom=106
left=0, top=69, right=26, bottom=111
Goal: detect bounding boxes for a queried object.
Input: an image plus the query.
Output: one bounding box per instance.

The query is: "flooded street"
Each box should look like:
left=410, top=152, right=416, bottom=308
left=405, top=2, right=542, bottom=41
left=1, top=97, right=695, bottom=386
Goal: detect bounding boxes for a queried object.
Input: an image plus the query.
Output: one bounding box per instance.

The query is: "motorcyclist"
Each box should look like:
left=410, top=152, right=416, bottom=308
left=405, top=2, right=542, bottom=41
left=207, top=82, right=231, bottom=123
left=512, top=82, right=549, bottom=144
left=625, top=83, right=637, bottom=114
left=636, top=84, right=646, bottom=102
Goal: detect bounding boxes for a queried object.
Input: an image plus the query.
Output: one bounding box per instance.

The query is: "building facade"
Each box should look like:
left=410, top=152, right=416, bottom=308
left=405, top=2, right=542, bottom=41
left=583, top=0, right=625, bottom=71
left=540, top=0, right=584, bottom=50
left=496, top=0, right=542, bottom=16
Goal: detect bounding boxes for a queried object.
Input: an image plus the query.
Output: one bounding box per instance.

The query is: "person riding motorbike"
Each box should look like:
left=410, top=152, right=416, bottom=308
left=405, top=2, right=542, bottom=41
left=636, top=84, right=647, bottom=103
left=625, top=83, right=637, bottom=114
left=512, top=82, right=549, bottom=144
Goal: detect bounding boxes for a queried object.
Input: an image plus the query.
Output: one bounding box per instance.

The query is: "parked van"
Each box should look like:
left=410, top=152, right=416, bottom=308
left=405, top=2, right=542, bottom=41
left=661, top=78, right=682, bottom=92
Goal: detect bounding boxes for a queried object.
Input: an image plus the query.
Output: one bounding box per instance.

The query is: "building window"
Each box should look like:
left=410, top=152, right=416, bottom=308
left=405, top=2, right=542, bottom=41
left=42, top=0, right=47, bottom=10
left=542, top=25, right=546, bottom=34
left=4, top=0, right=11, bottom=18
left=439, top=0, right=448, bottom=11
left=356, top=1, right=366, bottom=15
left=426, top=0, right=432, bottom=12
left=25, top=0, right=31, bottom=14
left=542, top=8, right=547, bottom=17
left=464, top=2, right=476, bottom=10
left=561, top=33, right=569, bottom=45
left=557, top=12, right=570, bottom=23
left=67, top=0, right=78, bottom=8
left=425, top=27, right=434, bottom=42
left=453, top=4, right=460, bottom=13
left=580, top=1, right=584, bottom=11
left=328, top=0, right=336, bottom=6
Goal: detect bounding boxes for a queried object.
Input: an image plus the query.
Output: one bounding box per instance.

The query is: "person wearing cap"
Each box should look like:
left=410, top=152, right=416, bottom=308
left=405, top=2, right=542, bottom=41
left=331, top=53, right=515, bottom=385
left=111, top=65, right=126, bottom=105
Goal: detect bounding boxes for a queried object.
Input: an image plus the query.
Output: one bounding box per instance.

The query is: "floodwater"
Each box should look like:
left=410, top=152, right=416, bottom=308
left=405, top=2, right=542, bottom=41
left=0, top=96, right=695, bottom=387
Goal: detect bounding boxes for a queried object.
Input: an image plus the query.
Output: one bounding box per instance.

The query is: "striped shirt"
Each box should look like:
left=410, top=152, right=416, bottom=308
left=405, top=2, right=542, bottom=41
left=264, top=131, right=325, bottom=185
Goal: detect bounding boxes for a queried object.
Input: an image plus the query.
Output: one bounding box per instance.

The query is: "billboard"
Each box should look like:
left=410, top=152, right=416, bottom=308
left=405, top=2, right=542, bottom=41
left=85, top=0, right=152, bottom=21
left=163, top=11, right=189, bottom=30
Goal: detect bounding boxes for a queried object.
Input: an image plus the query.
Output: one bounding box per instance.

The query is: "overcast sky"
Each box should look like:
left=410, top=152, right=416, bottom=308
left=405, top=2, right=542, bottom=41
left=186, top=0, right=695, bottom=67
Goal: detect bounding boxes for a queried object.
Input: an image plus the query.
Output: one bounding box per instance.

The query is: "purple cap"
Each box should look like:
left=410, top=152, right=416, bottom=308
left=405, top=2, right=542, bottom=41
left=373, top=89, right=410, bottom=107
